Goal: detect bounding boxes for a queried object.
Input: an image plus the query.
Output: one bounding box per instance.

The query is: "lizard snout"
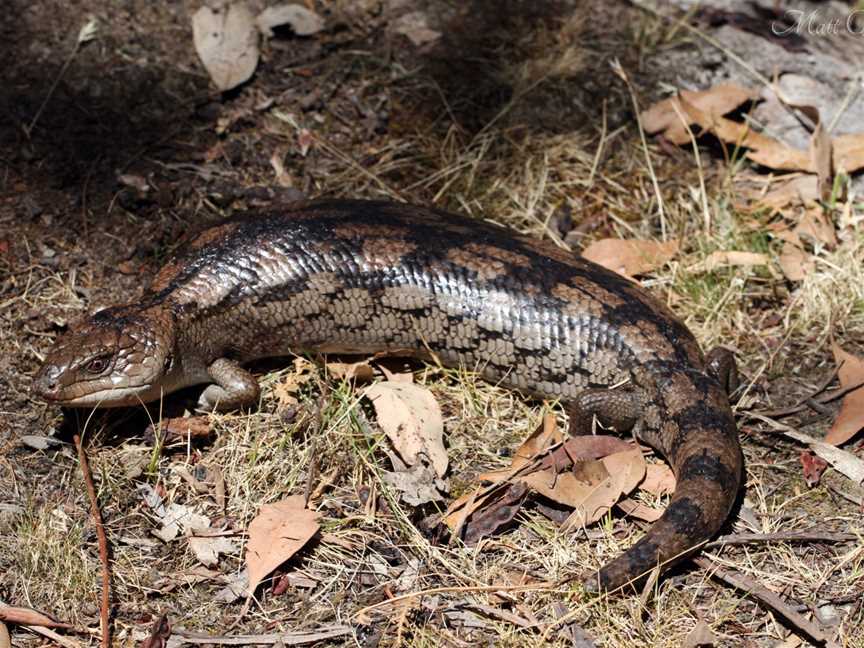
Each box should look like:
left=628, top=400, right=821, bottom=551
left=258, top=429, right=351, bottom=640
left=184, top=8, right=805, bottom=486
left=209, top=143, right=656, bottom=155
left=34, top=364, right=63, bottom=401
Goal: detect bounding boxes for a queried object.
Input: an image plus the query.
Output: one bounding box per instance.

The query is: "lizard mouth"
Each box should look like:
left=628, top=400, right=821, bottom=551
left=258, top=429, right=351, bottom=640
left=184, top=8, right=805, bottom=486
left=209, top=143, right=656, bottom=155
left=40, top=384, right=159, bottom=408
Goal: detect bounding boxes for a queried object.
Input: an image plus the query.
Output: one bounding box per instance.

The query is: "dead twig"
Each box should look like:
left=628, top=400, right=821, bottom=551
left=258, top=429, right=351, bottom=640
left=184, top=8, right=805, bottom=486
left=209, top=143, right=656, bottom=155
left=694, top=557, right=840, bottom=648
left=708, top=530, right=857, bottom=548
left=173, top=625, right=353, bottom=645
left=73, top=434, right=111, bottom=648
left=22, top=625, right=84, bottom=648
left=753, top=372, right=864, bottom=420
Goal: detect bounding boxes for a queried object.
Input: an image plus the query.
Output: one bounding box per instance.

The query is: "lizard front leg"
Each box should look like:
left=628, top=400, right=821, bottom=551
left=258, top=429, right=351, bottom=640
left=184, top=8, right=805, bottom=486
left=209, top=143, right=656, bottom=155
left=198, top=358, right=260, bottom=411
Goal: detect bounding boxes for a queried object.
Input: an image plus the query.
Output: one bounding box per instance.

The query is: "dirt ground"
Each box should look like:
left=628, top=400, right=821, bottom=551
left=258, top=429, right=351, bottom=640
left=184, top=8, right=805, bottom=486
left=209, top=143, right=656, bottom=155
left=1, top=1, right=863, bottom=646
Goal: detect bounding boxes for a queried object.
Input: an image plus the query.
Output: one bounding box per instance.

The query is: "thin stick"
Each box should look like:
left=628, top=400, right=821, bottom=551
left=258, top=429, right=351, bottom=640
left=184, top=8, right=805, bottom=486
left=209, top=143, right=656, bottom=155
left=23, top=625, right=84, bottom=648
left=708, top=530, right=857, bottom=548
left=754, top=377, right=864, bottom=420
left=73, top=435, right=111, bottom=648
left=173, top=625, right=353, bottom=645
left=353, top=582, right=556, bottom=622
left=694, top=557, right=840, bottom=648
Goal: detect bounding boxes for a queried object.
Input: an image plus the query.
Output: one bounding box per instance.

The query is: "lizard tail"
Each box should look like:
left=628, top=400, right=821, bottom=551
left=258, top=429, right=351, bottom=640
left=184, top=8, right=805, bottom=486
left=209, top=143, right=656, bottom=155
left=584, top=377, right=743, bottom=593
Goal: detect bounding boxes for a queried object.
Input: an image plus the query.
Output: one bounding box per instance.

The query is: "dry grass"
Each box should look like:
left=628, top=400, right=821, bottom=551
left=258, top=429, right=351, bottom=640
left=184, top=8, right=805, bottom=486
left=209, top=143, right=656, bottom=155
left=2, top=1, right=864, bottom=647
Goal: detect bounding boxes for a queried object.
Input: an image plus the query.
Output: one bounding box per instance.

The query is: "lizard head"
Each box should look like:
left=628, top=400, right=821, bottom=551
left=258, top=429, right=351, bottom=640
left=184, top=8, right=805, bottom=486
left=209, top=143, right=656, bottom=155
left=34, top=304, right=178, bottom=408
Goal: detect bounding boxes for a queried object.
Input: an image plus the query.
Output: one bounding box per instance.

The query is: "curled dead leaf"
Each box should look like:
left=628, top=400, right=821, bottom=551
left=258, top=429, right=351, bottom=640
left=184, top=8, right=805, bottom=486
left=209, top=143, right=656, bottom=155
left=256, top=4, right=324, bottom=37
left=460, top=483, right=528, bottom=545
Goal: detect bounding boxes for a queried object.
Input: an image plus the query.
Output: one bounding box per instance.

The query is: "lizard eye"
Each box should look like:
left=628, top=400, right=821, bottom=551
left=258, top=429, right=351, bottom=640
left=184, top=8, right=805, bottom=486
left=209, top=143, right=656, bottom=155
left=84, top=356, right=110, bottom=374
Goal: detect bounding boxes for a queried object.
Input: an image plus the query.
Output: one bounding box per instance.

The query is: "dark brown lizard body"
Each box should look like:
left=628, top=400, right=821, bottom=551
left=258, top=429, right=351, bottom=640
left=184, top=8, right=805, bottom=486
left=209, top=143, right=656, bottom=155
left=34, top=199, right=743, bottom=592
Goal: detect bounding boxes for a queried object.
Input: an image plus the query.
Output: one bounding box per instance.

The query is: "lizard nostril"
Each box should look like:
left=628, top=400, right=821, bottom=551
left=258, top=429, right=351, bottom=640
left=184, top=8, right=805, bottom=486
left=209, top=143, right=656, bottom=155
left=36, top=368, right=60, bottom=396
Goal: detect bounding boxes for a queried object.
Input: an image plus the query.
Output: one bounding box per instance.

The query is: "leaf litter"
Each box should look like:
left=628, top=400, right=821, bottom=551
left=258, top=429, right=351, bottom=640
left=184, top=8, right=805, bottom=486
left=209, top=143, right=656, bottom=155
left=445, top=414, right=668, bottom=544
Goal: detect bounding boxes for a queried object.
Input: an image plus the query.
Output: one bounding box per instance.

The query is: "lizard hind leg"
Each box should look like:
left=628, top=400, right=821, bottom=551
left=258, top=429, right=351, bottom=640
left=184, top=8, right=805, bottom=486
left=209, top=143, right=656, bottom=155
left=705, top=346, right=739, bottom=394
left=566, top=388, right=644, bottom=437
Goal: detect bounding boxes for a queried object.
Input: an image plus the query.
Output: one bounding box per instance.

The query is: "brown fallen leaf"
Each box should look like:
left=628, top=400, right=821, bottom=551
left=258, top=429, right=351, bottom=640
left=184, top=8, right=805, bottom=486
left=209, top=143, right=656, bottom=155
left=192, top=2, right=260, bottom=92
left=834, top=133, right=864, bottom=174
left=443, top=485, right=487, bottom=535
left=775, top=229, right=814, bottom=281
left=364, top=382, right=447, bottom=478
left=648, top=85, right=864, bottom=177
left=461, top=483, right=529, bottom=545
left=246, top=496, right=320, bottom=594
left=826, top=344, right=864, bottom=446
left=782, top=428, right=864, bottom=484
left=602, top=447, right=646, bottom=496
left=641, top=83, right=759, bottom=145
left=672, top=93, right=811, bottom=172
left=682, top=620, right=717, bottom=648
left=0, top=605, right=71, bottom=629
left=539, top=435, right=634, bottom=471
left=140, top=614, right=171, bottom=648
left=520, top=459, right=611, bottom=510
left=478, top=413, right=562, bottom=482
left=326, top=360, right=375, bottom=382
left=273, top=357, right=316, bottom=409
left=640, top=463, right=676, bottom=496
left=582, top=238, right=679, bottom=277
left=795, top=208, right=837, bottom=247
left=743, top=174, right=819, bottom=211
left=147, top=416, right=212, bottom=444
left=617, top=497, right=664, bottom=522
left=800, top=451, right=829, bottom=487
left=559, top=448, right=645, bottom=530
left=443, top=420, right=555, bottom=533
left=688, top=250, right=768, bottom=273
